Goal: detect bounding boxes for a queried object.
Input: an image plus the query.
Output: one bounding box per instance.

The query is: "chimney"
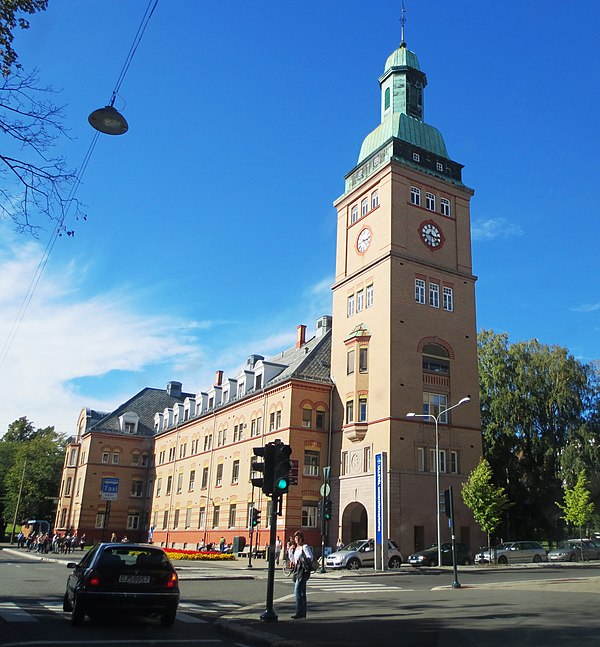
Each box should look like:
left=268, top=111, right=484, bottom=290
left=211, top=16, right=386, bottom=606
left=214, top=370, right=223, bottom=386
left=315, top=315, right=332, bottom=338
left=166, top=381, right=182, bottom=398
left=296, top=324, right=307, bottom=349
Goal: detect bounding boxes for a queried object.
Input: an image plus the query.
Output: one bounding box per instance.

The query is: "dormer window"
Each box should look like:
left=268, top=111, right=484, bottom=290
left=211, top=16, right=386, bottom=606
left=119, top=412, right=139, bottom=434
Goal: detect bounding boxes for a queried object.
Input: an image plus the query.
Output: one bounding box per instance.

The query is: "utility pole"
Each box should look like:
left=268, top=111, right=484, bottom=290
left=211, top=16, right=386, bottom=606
left=9, top=459, right=27, bottom=544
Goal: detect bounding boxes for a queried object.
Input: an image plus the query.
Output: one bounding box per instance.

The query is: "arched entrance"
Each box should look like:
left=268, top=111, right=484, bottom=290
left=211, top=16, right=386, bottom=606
left=340, top=501, right=368, bottom=544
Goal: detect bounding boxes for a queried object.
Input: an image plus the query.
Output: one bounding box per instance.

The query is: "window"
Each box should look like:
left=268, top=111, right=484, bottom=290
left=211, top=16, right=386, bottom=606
left=316, top=410, right=325, bottom=430
left=439, top=449, right=447, bottom=473
left=417, top=447, right=426, bottom=472
left=65, top=477, right=72, bottom=496
left=130, top=480, right=143, bottom=497
left=436, top=161, right=444, bottom=172
left=371, top=189, right=379, bottom=209
left=233, top=424, right=240, bottom=442
left=131, top=453, right=139, bottom=466
left=410, top=186, right=421, bottom=206
left=364, top=446, right=372, bottom=472
left=302, top=407, right=312, bottom=428
left=347, top=294, right=355, bottom=317
left=423, top=356, right=450, bottom=374
left=384, top=87, right=391, bottom=110
left=415, top=278, right=426, bottom=304
left=127, top=512, right=140, bottom=530
left=428, top=449, right=436, bottom=473
left=95, top=512, right=105, bottom=529
left=229, top=504, right=237, bottom=528
left=450, top=450, right=459, bottom=474
left=176, top=472, right=183, bottom=494
left=199, top=507, right=206, bottom=529
left=429, top=282, right=440, bottom=308
left=174, top=509, right=180, bottom=528
left=301, top=503, right=318, bottom=527
left=212, top=506, right=220, bottom=528
left=125, top=421, right=136, bottom=433
left=440, top=197, right=451, bottom=216
left=185, top=507, right=192, bottom=529
left=166, top=475, right=172, bottom=495
left=347, top=349, right=355, bottom=375
left=366, top=284, right=374, bottom=308
left=232, top=459, right=240, bottom=484
left=346, top=400, right=354, bottom=423
left=413, top=152, right=420, bottom=162
left=216, top=463, right=223, bottom=487
left=304, top=450, right=320, bottom=477
left=141, top=454, right=149, bottom=467
left=251, top=418, right=257, bottom=437
left=112, top=452, right=120, bottom=465
left=189, top=470, right=196, bottom=491
left=341, top=451, right=349, bottom=476
left=359, top=347, right=368, bottom=373
left=69, top=448, right=77, bottom=466
left=276, top=410, right=282, bottom=429
left=162, top=510, right=168, bottom=529
left=168, top=447, right=175, bottom=461
left=351, top=204, right=359, bottom=223
left=423, top=392, right=449, bottom=422
left=425, top=192, right=435, bottom=211
left=361, top=197, right=369, bottom=216
left=156, top=478, right=162, bottom=496
left=269, top=412, right=275, bottom=431
left=356, top=289, right=364, bottom=312
left=359, top=397, right=368, bottom=422
left=443, top=286, right=454, bottom=312
left=179, top=443, right=186, bottom=459
left=201, top=467, right=208, bottom=489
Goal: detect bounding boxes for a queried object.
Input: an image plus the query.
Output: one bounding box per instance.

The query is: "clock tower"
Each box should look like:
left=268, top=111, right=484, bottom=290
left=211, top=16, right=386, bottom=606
left=330, top=38, right=483, bottom=557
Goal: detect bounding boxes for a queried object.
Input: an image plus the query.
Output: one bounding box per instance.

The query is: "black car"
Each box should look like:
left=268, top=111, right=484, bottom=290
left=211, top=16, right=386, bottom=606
left=63, top=543, right=179, bottom=626
left=408, top=542, right=472, bottom=567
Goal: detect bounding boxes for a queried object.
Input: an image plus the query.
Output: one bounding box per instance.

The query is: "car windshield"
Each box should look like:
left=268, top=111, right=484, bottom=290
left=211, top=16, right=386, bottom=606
left=339, top=540, right=367, bottom=552
left=99, top=546, right=171, bottom=570
left=495, top=543, right=512, bottom=551
left=557, top=541, right=575, bottom=549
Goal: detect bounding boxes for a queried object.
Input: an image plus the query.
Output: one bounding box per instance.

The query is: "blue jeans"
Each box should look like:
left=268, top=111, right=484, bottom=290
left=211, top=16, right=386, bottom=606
left=294, top=570, right=308, bottom=616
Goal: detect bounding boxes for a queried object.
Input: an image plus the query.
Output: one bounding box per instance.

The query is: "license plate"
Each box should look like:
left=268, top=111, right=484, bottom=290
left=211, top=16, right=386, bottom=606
left=119, top=575, right=150, bottom=584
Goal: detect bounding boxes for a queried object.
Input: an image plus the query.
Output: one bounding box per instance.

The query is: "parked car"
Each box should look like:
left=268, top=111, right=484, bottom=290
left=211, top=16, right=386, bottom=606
left=325, top=539, right=403, bottom=570
left=548, top=539, right=600, bottom=562
left=474, top=541, right=547, bottom=565
left=408, top=543, right=472, bottom=567
left=63, top=543, right=179, bottom=626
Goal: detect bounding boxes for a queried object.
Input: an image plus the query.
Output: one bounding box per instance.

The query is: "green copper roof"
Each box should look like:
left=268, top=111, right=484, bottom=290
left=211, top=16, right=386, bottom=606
left=383, top=45, right=421, bottom=74
left=358, top=112, right=448, bottom=163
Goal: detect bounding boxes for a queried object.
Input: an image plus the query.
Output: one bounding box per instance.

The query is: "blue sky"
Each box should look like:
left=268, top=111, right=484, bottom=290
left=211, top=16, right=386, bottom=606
left=0, top=0, right=598, bottom=435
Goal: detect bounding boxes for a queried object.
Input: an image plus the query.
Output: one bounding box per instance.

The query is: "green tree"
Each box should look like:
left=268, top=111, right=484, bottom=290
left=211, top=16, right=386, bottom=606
left=4, top=416, right=36, bottom=442
left=462, top=458, right=511, bottom=560
left=478, top=330, right=594, bottom=541
left=0, top=0, right=48, bottom=76
left=557, top=471, right=595, bottom=554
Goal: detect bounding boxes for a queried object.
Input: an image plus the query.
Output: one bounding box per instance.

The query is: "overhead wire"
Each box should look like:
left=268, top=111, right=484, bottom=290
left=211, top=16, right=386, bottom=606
left=0, top=0, right=160, bottom=372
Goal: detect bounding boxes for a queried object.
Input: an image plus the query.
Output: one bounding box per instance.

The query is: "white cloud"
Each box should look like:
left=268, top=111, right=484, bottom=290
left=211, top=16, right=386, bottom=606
left=0, top=239, right=203, bottom=435
left=572, top=303, right=600, bottom=313
left=472, top=218, right=523, bottom=241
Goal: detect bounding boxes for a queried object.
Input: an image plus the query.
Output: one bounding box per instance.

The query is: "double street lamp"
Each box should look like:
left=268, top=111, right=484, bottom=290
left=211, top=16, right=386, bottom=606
left=407, top=396, right=471, bottom=568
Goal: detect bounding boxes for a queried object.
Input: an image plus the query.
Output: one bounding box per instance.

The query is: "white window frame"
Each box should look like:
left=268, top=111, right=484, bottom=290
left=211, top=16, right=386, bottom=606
left=440, top=197, right=451, bottom=216
left=102, top=451, right=109, bottom=464
left=413, top=152, right=420, bottom=162
left=443, top=286, right=453, bottom=312
left=423, top=392, right=449, bottom=422
left=216, top=463, right=223, bottom=487
left=415, top=278, right=426, bottom=304
left=417, top=447, right=426, bottom=472
left=358, top=397, right=368, bottom=422
left=126, top=513, right=140, bottom=530
left=371, top=189, right=379, bottom=209
left=410, top=186, right=421, bottom=206
left=366, top=284, right=374, bottom=308
left=95, top=513, right=106, bottom=529
left=351, top=204, right=359, bottom=223
left=425, top=192, right=435, bottom=211
left=436, top=161, right=444, bottom=171
left=301, top=503, right=319, bottom=528
left=429, top=282, right=440, bottom=308
left=347, top=294, right=355, bottom=317
left=450, top=450, right=459, bottom=474
left=356, top=289, right=364, bottom=312
left=361, top=197, right=369, bottom=216
left=130, top=480, right=143, bottom=497
left=439, top=449, right=447, bottom=473
left=303, top=450, right=320, bottom=477
left=232, top=459, right=240, bottom=484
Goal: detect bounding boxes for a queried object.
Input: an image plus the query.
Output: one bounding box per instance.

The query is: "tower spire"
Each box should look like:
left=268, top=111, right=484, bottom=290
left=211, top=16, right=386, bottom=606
left=400, top=0, right=407, bottom=48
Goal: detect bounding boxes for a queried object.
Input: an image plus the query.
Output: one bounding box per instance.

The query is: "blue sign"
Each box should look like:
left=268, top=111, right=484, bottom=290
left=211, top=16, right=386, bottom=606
left=375, top=453, right=383, bottom=545
left=101, top=477, right=119, bottom=501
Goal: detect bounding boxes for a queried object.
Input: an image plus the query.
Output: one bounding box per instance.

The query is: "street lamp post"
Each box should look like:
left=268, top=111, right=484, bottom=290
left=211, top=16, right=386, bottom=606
left=407, top=396, right=471, bottom=568
left=200, top=495, right=214, bottom=548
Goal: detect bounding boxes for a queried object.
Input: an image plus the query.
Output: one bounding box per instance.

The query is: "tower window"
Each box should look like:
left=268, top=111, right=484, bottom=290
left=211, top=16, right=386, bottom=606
left=415, top=279, right=426, bottom=304
left=356, top=289, right=364, bottom=312
left=371, top=189, right=379, bottom=209
left=443, top=286, right=454, bottom=311
left=384, top=87, right=391, bottom=110
left=410, top=186, right=421, bottom=206
left=347, top=294, right=355, bottom=317
left=358, top=397, right=368, bottom=422
left=440, top=198, right=451, bottom=217
left=361, top=198, right=369, bottom=217
left=423, top=392, right=448, bottom=422
left=346, top=400, right=354, bottom=424
left=429, top=283, right=440, bottom=308
left=413, top=152, right=420, bottom=162
left=351, top=204, right=359, bottom=223
left=359, top=347, right=368, bottom=373
left=426, top=192, right=435, bottom=211
left=436, top=162, right=444, bottom=172
left=366, top=284, right=374, bottom=307
left=347, top=349, right=355, bottom=375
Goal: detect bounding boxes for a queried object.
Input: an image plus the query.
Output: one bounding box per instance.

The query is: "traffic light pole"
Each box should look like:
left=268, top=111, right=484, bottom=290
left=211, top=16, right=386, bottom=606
left=446, top=486, right=461, bottom=589
left=260, top=494, right=279, bottom=622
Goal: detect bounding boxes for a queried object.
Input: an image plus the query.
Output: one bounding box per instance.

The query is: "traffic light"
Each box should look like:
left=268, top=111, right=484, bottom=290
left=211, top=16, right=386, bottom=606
left=272, top=441, right=292, bottom=495
left=251, top=508, right=261, bottom=528
left=323, top=498, right=332, bottom=521
left=443, top=487, right=453, bottom=519
left=251, top=443, right=275, bottom=496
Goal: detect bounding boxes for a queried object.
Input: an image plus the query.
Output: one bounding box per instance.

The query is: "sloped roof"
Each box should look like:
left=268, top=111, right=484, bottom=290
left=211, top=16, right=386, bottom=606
left=266, top=328, right=332, bottom=386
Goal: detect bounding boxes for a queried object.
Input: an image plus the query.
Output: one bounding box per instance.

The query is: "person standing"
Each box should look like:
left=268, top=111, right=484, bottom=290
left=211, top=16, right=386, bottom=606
left=275, top=536, right=282, bottom=565
left=336, top=537, right=344, bottom=552
left=291, top=531, right=313, bottom=619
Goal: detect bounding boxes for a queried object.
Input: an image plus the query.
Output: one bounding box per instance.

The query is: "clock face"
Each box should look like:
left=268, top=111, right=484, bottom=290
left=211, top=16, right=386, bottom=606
left=420, top=221, right=443, bottom=248
left=356, top=227, right=372, bottom=253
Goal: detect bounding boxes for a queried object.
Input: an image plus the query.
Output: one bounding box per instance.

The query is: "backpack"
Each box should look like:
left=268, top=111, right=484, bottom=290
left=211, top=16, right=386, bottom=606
left=298, top=548, right=314, bottom=576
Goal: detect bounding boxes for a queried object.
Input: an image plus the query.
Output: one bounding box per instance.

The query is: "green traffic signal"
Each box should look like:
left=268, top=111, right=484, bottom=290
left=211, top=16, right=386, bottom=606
left=272, top=442, right=292, bottom=495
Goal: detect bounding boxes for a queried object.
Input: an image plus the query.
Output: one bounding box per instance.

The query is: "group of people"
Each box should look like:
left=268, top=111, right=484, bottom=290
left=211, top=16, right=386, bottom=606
left=16, top=530, right=86, bottom=554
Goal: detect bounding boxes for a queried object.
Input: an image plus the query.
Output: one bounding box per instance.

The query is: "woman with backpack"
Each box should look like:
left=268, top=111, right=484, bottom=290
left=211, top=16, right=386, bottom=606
left=291, top=531, right=313, bottom=619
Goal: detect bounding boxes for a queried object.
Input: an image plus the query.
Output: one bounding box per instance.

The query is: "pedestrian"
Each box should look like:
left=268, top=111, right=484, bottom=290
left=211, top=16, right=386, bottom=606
left=275, top=536, right=282, bottom=565
left=121, top=535, right=129, bottom=543
left=80, top=534, right=86, bottom=551
left=290, top=530, right=313, bottom=619
left=336, top=537, right=344, bottom=551
left=219, top=536, right=225, bottom=552
left=110, top=532, right=117, bottom=542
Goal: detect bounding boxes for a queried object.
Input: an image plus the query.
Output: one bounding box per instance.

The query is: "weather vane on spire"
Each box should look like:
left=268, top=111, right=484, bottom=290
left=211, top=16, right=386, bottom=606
left=400, top=0, right=407, bottom=47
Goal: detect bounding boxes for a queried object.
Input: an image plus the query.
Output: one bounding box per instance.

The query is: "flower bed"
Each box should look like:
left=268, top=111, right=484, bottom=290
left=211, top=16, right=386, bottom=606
left=164, top=547, right=236, bottom=561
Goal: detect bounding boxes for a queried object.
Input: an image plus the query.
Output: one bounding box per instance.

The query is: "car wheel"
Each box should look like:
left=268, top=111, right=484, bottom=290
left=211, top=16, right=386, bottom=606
left=461, top=557, right=472, bottom=566
left=346, top=558, right=361, bottom=570
left=160, top=609, right=177, bottom=627
left=569, top=553, right=576, bottom=562
left=71, top=596, right=85, bottom=626
left=428, top=558, right=437, bottom=567
left=498, top=556, right=508, bottom=565
left=388, top=556, right=402, bottom=569
left=533, top=554, right=542, bottom=563
left=63, top=592, right=72, bottom=612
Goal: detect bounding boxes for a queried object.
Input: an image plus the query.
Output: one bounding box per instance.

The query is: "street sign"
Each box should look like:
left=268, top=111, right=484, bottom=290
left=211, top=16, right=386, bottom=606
left=101, top=477, right=119, bottom=501
left=320, top=483, right=331, bottom=497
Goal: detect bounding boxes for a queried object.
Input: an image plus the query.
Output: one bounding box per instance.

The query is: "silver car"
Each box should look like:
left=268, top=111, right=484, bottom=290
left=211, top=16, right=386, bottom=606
left=548, top=539, right=600, bottom=562
left=325, top=539, right=403, bottom=570
left=475, top=541, right=547, bottom=565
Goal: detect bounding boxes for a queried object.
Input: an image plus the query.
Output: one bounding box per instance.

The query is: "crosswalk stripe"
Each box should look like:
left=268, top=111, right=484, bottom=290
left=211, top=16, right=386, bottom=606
left=0, top=602, right=37, bottom=623
left=175, top=612, right=209, bottom=623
